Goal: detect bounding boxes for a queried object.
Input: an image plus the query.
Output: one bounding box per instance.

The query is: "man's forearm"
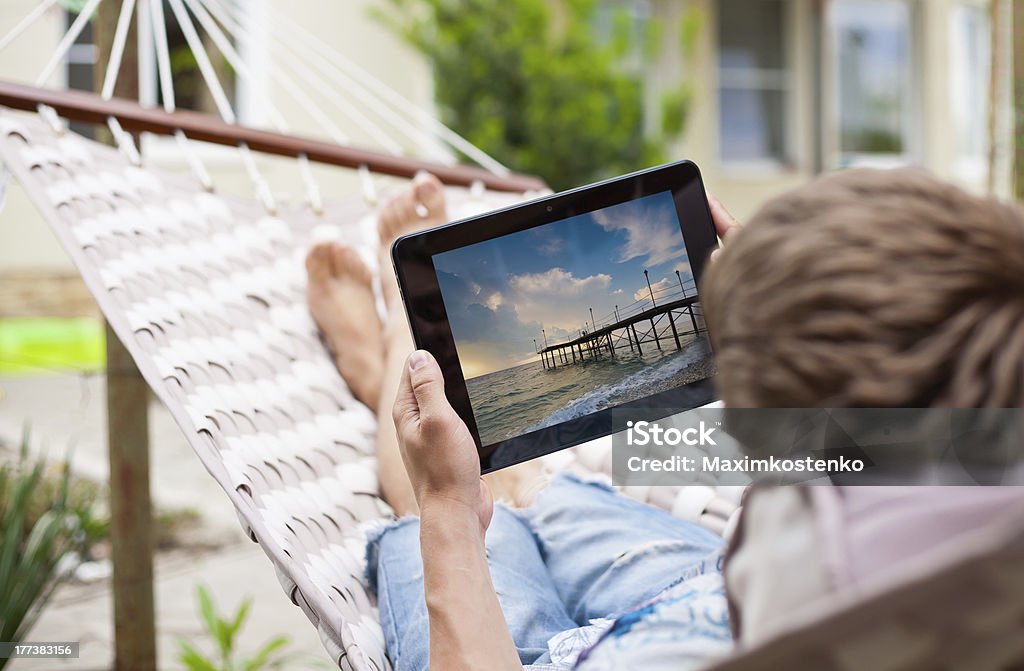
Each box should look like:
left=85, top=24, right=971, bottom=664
left=419, top=500, right=522, bottom=671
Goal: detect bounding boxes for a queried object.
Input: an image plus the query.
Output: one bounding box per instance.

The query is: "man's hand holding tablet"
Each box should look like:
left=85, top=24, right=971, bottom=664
left=392, top=161, right=723, bottom=473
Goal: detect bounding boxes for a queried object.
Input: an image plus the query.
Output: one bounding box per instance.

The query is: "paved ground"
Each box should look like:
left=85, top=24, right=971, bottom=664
left=1, top=373, right=328, bottom=670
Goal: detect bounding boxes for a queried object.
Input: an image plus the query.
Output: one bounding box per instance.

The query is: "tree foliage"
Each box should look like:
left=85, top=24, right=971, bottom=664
left=380, top=0, right=699, bottom=190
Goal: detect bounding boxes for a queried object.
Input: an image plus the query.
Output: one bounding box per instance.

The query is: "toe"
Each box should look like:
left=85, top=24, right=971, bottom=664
left=377, top=197, right=403, bottom=246
left=413, top=173, right=447, bottom=222
left=331, top=244, right=373, bottom=286
left=306, top=241, right=336, bottom=283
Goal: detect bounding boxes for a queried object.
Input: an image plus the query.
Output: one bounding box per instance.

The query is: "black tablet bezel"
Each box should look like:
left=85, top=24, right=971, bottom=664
left=392, top=160, right=719, bottom=473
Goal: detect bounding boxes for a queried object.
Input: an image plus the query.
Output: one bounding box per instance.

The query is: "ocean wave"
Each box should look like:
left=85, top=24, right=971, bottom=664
left=523, top=340, right=711, bottom=433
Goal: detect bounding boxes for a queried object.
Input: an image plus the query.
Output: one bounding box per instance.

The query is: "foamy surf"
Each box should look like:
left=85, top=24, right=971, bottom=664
left=522, top=339, right=712, bottom=434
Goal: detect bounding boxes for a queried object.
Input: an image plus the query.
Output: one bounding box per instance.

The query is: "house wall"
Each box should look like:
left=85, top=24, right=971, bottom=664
left=0, top=0, right=1010, bottom=272
left=656, top=0, right=1004, bottom=221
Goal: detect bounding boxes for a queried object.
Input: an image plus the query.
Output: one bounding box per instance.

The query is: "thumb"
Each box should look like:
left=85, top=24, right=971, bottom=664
left=406, top=350, right=450, bottom=422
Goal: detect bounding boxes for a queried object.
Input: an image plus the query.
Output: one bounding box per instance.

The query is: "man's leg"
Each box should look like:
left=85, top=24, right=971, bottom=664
left=367, top=506, right=576, bottom=670
left=521, top=474, right=725, bottom=625
left=374, top=174, right=544, bottom=514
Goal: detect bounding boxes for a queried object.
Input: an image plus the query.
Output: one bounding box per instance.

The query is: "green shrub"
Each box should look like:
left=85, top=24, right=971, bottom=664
left=0, top=431, right=95, bottom=669
left=380, top=0, right=700, bottom=190
left=178, top=585, right=327, bottom=671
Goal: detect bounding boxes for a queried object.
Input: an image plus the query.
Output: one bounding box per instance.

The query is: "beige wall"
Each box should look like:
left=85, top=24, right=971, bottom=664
left=654, top=0, right=815, bottom=222
left=655, top=0, right=1003, bottom=222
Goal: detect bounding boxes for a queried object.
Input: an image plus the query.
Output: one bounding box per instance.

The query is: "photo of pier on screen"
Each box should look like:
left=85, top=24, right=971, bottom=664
left=432, top=190, right=715, bottom=447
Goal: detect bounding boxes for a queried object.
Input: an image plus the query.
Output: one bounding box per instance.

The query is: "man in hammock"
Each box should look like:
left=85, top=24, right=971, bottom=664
left=305, top=170, right=1024, bottom=670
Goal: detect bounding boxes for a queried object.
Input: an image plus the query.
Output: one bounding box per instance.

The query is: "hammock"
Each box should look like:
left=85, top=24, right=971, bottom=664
left=2, top=2, right=1024, bottom=669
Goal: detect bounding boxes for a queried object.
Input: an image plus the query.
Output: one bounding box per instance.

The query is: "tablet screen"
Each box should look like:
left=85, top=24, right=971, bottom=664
left=432, top=189, right=714, bottom=447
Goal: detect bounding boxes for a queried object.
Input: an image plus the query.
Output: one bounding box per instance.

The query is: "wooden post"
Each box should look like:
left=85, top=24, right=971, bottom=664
left=95, top=4, right=158, bottom=669
left=688, top=304, right=699, bottom=333
left=631, top=323, right=643, bottom=355
left=105, top=323, right=157, bottom=671
left=650, top=318, right=662, bottom=350
left=668, top=311, right=682, bottom=350
left=607, top=333, right=616, bottom=358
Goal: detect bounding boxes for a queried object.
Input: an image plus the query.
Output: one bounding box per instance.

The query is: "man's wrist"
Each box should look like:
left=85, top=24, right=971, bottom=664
left=419, top=494, right=483, bottom=535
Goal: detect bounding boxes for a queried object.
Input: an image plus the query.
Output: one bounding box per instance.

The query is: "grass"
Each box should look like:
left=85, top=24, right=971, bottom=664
left=0, top=318, right=105, bottom=375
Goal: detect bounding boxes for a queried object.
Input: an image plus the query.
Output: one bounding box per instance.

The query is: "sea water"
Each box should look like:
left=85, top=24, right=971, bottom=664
left=466, top=336, right=712, bottom=446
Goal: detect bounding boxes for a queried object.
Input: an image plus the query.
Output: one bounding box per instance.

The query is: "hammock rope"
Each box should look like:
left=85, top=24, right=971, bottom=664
left=0, top=0, right=511, bottom=183
left=145, top=0, right=212, bottom=189
left=36, top=0, right=104, bottom=87
left=264, top=2, right=512, bottom=176
left=165, top=0, right=282, bottom=212
left=218, top=0, right=455, bottom=164
left=0, top=0, right=59, bottom=52
left=100, top=0, right=141, bottom=164
left=188, top=0, right=345, bottom=145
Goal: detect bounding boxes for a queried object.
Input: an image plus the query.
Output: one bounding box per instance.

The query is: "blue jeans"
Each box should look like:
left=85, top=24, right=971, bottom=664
left=365, top=473, right=725, bottom=671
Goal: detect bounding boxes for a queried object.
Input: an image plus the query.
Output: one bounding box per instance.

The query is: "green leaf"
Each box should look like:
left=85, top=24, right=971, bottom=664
left=240, top=635, right=290, bottom=671
left=225, top=597, right=252, bottom=649
left=177, top=640, right=221, bottom=671
left=194, top=585, right=230, bottom=660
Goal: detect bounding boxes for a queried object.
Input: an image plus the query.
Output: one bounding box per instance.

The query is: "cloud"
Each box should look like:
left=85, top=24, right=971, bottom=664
left=538, top=235, right=566, bottom=257
left=592, top=197, right=688, bottom=268
left=509, top=268, right=615, bottom=333
left=485, top=292, right=504, bottom=310
left=634, top=277, right=674, bottom=302
left=510, top=267, right=612, bottom=295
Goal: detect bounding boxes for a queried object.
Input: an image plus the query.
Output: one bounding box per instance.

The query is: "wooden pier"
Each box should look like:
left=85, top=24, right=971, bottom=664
left=537, top=297, right=705, bottom=370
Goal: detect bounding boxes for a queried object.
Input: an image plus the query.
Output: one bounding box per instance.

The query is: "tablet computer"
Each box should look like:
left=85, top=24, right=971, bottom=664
left=392, top=160, right=719, bottom=473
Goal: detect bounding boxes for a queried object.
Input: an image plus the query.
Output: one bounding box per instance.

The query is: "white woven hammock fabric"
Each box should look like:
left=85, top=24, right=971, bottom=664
left=5, top=108, right=1024, bottom=671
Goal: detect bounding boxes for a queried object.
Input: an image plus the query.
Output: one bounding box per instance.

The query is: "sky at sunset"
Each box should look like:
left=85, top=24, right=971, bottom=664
left=434, top=191, right=696, bottom=378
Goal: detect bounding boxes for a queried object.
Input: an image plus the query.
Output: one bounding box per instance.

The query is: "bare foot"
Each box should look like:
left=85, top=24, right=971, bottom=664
left=306, top=241, right=384, bottom=408
left=378, top=173, right=449, bottom=311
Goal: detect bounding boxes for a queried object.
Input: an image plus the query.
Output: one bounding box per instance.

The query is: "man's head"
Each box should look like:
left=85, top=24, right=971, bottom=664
left=703, top=169, right=1024, bottom=408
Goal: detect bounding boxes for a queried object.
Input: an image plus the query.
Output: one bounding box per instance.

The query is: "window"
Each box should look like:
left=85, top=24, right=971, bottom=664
left=64, top=10, right=97, bottom=139
left=717, top=0, right=792, bottom=168
left=830, top=0, right=915, bottom=166
left=950, top=3, right=990, bottom=180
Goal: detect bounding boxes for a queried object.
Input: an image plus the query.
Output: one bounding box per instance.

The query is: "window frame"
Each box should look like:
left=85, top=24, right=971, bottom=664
left=948, top=0, right=991, bottom=185
left=714, top=0, right=800, bottom=175
left=823, top=0, right=923, bottom=169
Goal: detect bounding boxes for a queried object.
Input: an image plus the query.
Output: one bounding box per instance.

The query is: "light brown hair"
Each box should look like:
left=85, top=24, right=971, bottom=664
left=703, top=168, right=1024, bottom=408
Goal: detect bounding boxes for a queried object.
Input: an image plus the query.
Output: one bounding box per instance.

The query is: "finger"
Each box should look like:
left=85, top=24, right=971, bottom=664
left=407, top=350, right=451, bottom=423
left=707, top=193, right=741, bottom=242
left=392, top=358, right=420, bottom=436
left=478, top=478, right=494, bottom=530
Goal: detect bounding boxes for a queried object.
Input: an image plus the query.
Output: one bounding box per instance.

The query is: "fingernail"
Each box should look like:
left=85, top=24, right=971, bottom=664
left=410, top=350, right=429, bottom=371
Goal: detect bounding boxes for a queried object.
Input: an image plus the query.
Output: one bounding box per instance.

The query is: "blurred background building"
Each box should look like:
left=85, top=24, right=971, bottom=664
left=657, top=0, right=1002, bottom=218
left=0, top=0, right=1007, bottom=278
